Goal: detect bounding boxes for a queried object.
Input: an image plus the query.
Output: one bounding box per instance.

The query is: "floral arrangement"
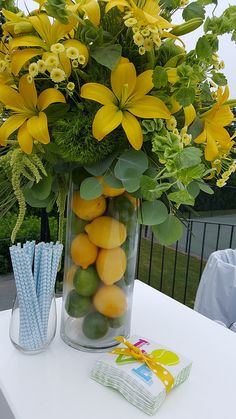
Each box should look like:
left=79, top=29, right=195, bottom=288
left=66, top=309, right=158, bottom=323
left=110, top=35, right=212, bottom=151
left=0, top=0, right=236, bottom=244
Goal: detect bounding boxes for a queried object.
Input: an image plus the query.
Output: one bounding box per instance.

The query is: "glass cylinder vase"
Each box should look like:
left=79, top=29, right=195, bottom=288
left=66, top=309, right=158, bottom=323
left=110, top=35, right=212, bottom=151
left=60, top=175, right=139, bottom=351
left=9, top=293, right=57, bottom=354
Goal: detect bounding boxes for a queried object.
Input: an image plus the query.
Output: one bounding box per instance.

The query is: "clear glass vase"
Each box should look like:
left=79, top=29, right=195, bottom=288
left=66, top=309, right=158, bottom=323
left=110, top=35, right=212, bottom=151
left=9, top=294, right=57, bottom=354
left=60, top=175, right=139, bottom=351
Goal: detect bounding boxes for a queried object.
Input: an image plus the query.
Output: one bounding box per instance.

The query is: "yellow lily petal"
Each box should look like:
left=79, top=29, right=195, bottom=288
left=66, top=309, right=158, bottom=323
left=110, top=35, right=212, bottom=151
left=134, top=70, right=153, bottom=96
left=0, top=114, right=27, bottom=145
left=9, top=36, right=47, bottom=51
left=29, top=15, right=53, bottom=46
left=80, top=83, right=117, bottom=105
left=206, top=123, right=231, bottom=145
left=121, top=111, right=143, bottom=150
left=52, top=20, right=76, bottom=43
left=184, top=105, right=196, bottom=127
left=217, top=85, right=229, bottom=105
left=128, top=96, right=171, bottom=119
left=105, top=0, right=129, bottom=13
left=82, top=0, right=101, bottom=27
left=143, top=0, right=160, bottom=18
left=37, top=88, right=66, bottom=111
left=17, top=121, right=33, bottom=154
left=0, top=84, right=25, bottom=110
left=166, top=68, right=179, bottom=84
left=2, top=9, right=23, bottom=22
left=205, top=134, right=219, bottom=162
left=194, top=129, right=206, bottom=144
left=19, top=75, right=37, bottom=110
left=0, top=72, right=14, bottom=86
left=209, top=105, right=234, bottom=127
left=92, top=105, right=123, bottom=140
left=11, top=49, right=42, bottom=76
left=111, top=62, right=136, bottom=102
left=27, top=112, right=50, bottom=144
left=170, top=97, right=182, bottom=114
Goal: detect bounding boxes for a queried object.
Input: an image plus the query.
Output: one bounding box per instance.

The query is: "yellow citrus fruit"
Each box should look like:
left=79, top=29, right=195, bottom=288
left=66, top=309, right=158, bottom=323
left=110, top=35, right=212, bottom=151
left=93, top=285, right=127, bottom=318
left=96, top=247, right=127, bottom=285
left=97, top=176, right=125, bottom=197
left=72, top=191, right=106, bottom=221
left=71, top=233, right=98, bottom=269
left=85, top=216, right=127, bottom=249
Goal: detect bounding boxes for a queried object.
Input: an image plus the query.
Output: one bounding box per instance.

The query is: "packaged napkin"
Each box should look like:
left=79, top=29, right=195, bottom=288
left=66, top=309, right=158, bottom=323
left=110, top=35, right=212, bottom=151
left=91, top=335, right=192, bottom=415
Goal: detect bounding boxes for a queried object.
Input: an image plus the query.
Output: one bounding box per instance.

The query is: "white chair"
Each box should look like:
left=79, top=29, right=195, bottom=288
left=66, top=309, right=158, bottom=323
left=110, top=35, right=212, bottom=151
left=194, top=249, right=236, bottom=328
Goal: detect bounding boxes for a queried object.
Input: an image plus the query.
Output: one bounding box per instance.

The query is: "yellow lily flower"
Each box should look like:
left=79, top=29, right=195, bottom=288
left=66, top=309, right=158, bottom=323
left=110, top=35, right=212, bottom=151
left=66, top=0, right=101, bottom=27
left=170, top=96, right=196, bottom=128
left=105, top=0, right=172, bottom=29
left=0, top=75, right=66, bottom=154
left=80, top=60, right=170, bottom=149
left=195, top=86, right=234, bottom=161
left=5, top=12, right=88, bottom=75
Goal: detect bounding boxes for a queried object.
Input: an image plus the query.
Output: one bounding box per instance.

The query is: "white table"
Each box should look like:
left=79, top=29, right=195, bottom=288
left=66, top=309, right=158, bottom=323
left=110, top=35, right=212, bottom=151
left=1, top=280, right=236, bottom=419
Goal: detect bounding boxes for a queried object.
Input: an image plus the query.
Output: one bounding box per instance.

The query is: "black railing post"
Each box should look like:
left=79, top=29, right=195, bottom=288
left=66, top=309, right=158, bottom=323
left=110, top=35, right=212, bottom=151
left=40, top=208, right=51, bottom=242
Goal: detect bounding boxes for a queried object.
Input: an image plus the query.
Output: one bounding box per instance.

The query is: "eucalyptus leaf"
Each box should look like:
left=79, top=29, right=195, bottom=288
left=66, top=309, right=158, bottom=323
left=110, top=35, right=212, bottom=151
left=140, top=176, right=171, bottom=201
left=114, top=150, right=149, bottom=178
left=118, top=168, right=142, bottom=192
left=85, top=152, right=118, bottom=176
left=152, top=214, right=184, bottom=246
left=188, top=118, right=204, bottom=140
left=137, top=200, right=168, bottom=225
left=90, top=45, right=122, bottom=70
left=80, top=177, right=103, bottom=200
left=103, top=173, right=123, bottom=188
left=30, top=174, right=52, bottom=200
left=23, top=188, right=55, bottom=208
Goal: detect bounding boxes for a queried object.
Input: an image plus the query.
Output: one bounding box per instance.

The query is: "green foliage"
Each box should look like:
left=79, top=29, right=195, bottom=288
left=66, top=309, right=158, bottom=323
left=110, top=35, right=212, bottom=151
left=196, top=36, right=212, bottom=58
left=152, top=214, right=184, bottom=246
left=137, top=200, right=168, bottom=225
left=80, top=177, right=103, bottom=200
left=175, top=87, right=195, bottom=107
left=153, top=67, right=168, bottom=89
left=90, top=45, right=122, bottom=70
left=52, top=114, right=127, bottom=166
left=45, top=0, right=69, bottom=24
left=204, top=6, right=236, bottom=43
left=182, top=2, right=205, bottom=21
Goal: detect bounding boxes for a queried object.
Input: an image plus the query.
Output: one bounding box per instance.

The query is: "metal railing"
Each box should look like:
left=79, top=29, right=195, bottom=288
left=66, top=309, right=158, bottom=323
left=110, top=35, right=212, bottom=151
left=1, top=216, right=236, bottom=308
left=136, top=217, right=236, bottom=308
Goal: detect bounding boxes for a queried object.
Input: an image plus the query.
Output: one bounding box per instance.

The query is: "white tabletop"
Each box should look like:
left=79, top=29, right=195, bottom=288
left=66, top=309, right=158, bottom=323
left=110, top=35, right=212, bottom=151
left=0, top=280, right=236, bottom=419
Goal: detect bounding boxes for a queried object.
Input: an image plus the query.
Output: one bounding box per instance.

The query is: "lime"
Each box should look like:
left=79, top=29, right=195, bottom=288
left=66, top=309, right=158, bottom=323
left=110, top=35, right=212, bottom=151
left=71, top=216, right=88, bottom=235
left=65, top=289, right=91, bottom=318
left=108, top=196, right=134, bottom=224
left=109, top=313, right=126, bottom=329
left=73, top=266, right=99, bottom=297
left=82, top=312, right=109, bottom=339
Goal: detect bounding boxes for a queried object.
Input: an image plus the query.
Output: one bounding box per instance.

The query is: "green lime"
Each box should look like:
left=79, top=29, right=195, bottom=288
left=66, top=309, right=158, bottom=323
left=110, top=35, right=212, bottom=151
left=108, top=196, right=134, bottom=224
left=71, top=216, right=88, bottom=235
left=65, top=289, right=91, bottom=318
left=82, top=312, right=109, bottom=339
left=109, top=313, right=126, bottom=329
left=73, top=266, right=99, bottom=297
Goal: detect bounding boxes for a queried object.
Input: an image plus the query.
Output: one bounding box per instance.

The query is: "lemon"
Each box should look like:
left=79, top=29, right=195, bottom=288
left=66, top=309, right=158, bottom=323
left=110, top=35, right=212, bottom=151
left=97, top=176, right=125, bottom=197
left=71, top=233, right=98, bottom=269
left=85, top=216, right=127, bottom=249
left=96, top=247, right=127, bottom=285
left=93, top=285, right=127, bottom=318
left=72, top=191, right=106, bottom=221
left=65, top=290, right=92, bottom=318
left=82, top=312, right=109, bottom=339
left=73, top=266, right=99, bottom=297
